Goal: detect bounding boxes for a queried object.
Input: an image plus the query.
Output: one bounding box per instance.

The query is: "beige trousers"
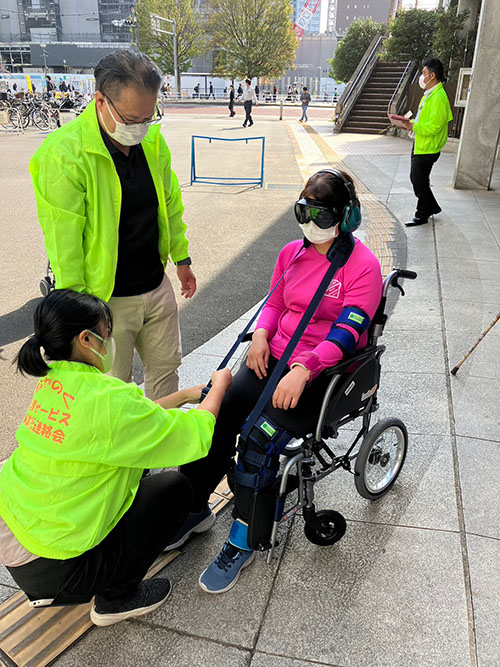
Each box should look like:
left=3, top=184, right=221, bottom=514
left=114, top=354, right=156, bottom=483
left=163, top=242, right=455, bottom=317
left=108, top=274, right=181, bottom=400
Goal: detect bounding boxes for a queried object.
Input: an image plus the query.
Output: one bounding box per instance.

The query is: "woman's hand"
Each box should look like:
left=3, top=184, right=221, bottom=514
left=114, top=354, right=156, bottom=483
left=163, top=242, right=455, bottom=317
left=246, top=329, right=270, bottom=379
left=210, top=369, right=233, bottom=393
left=182, top=384, right=206, bottom=404
left=272, top=366, right=310, bottom=411
left=197, top=369, right=233, bottom=419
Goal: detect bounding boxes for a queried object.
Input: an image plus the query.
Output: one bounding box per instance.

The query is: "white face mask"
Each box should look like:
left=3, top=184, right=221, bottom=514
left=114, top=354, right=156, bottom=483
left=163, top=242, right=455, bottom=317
left=88, top=331, right=116, bottom=373
left=301, top=221, right=338, bottom=244
left=419, top=73, right=433, bottom=90
left=101, top=97, right=151, bottom=146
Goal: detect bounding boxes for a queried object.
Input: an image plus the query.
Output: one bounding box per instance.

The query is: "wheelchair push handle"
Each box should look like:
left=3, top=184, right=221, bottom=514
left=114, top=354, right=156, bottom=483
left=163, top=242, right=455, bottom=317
left=384, top=268, right=418, bottom=297
left=395, top=269, right=417, bottom=280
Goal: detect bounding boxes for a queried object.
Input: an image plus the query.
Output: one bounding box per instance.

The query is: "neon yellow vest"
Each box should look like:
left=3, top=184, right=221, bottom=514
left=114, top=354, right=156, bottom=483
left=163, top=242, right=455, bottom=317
left=0, top=361, right=215, bottom=560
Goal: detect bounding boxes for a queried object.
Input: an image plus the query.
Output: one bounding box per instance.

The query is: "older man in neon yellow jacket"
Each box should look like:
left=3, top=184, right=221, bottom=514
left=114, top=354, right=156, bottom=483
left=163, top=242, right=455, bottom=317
left=403, top=58, right=453, bottom=227
left=30, top=50, right=195, bottom=399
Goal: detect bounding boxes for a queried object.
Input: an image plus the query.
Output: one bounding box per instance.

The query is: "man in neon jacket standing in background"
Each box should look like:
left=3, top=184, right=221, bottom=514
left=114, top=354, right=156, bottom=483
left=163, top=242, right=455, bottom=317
left=403, top=58, right=453, bottom=227
left=30, top=49, right=196, bottom=399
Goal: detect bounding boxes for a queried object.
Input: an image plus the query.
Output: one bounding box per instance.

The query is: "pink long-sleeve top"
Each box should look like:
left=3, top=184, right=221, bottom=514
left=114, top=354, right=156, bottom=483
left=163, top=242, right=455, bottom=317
left=256, top=239, right=383, bottom=380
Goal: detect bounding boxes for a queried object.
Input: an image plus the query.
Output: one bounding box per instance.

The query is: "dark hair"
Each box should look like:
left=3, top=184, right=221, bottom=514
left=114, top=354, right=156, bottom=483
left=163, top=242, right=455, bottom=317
left=300, top=170, right=354, bottom=213
left=423, top=58, right=445, bottom=83
left=94, top=49, right=162, bottom=99
left=245, top=79, right=251, bottom=85
left=15, top=290, right=113, bottom=377
left=303, top=86, right=308, bottom=91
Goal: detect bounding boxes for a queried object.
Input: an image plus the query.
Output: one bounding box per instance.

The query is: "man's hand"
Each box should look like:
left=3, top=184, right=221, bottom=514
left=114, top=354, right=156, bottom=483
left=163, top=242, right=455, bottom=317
left=246, top=329, right=270, bottom=379
left=177, top=265, right=197, bottom=298
left=272, top=366, right=310, bottom=411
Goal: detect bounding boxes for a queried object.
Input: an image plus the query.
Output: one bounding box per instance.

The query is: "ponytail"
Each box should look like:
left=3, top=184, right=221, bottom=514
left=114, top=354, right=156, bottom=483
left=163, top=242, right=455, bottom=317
left=13, top=290, right=113, bottom=378
left=16, top=336, right=50, bottom=377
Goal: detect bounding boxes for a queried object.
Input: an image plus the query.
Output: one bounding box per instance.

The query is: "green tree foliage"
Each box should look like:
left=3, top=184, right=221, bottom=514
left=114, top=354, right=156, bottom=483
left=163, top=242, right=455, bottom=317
left=207, top=0, right=298, bottom=80
left=383, top=9, right=436, bottom=67
left=328, top=18, right=386, bottom=83
left=136, top=0, right=205, bottom=77
left=433, top=6, right=469, bottom=82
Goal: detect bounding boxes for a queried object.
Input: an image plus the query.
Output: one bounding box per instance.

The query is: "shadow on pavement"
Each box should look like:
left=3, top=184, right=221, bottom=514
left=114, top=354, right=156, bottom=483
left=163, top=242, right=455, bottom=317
left=0, top=297, right=43, bottom=348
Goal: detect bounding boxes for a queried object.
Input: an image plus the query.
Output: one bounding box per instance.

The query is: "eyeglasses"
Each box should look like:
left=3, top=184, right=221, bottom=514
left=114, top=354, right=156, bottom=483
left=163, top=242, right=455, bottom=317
left=104, top=93, right=162, bottom=127
left=294, top=198, right=339, bottom=229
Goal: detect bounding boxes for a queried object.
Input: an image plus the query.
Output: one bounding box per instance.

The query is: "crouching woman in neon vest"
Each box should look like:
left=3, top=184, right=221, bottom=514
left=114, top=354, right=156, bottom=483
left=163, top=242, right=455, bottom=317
left=0, top=289, right=232, bottom=626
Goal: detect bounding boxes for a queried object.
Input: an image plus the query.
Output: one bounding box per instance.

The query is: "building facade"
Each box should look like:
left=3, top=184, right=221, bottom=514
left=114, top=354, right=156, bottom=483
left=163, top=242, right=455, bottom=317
left=327, top=0, right=392, bottom=35
left=0, top=0, right=133, bottom=46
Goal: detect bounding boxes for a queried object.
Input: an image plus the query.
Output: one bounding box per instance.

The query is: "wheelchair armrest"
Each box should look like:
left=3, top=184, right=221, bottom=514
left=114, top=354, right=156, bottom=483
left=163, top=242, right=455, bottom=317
left=323, top=345, right=383, bottom=376
left=242, top=332, right=253, bottom=343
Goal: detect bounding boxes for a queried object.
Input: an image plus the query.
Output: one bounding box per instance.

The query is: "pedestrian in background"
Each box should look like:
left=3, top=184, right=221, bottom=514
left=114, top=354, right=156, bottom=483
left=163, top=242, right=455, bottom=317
left=228, top=84, right=235, bottom=117
left=193, top=83, right=200, bottom=98
left=273, top=85, right=277, bottom=102
left=255, top=84, right=259, bottom=99
left=30, top=50, right=196, bottom=400
left=299, top=86, right=311, bottom=123
left=241, top=78, right=257, bottom=128
left=237, top=83, right=243, bottom=100
left=402, top=58, right=453, bottom=227
left=208, top=82, right=215, bottom=99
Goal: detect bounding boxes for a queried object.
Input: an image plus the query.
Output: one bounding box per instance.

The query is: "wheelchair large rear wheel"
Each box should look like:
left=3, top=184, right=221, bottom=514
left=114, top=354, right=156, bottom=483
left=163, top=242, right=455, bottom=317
left=354, top=418, right=408, bottom=500
left=304, top=510, right=347, bottom=546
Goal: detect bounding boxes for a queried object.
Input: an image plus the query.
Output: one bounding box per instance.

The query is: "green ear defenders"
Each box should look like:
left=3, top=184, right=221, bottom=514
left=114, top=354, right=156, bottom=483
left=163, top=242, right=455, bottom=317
left=316, top=168, right=362, bottom=233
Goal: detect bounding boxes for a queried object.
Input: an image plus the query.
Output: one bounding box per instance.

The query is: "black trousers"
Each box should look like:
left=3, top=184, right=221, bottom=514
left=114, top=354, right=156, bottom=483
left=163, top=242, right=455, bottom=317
left=228, top=100, right=235, bottom=116
left=8, top=471, right=192, bottom=608
left=243, top=101, right=253, bottom=126
left=410, top=150, right=441, bottom=220
left=181, top=356, right=331, bottom=523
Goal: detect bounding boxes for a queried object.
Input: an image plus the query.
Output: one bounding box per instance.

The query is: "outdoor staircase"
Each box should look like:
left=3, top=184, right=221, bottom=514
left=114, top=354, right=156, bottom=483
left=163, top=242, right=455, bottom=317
left=342, top=61, right=409, bottom=135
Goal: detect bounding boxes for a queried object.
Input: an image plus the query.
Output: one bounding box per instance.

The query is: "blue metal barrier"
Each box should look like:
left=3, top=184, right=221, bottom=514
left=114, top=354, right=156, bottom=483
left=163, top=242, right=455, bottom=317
left=190, top=135, right=265, bottom=187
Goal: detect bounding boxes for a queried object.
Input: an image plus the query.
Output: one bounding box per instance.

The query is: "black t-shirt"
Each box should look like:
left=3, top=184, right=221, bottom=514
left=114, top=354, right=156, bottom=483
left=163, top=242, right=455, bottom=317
left=100, top=129, right=164, bottom=297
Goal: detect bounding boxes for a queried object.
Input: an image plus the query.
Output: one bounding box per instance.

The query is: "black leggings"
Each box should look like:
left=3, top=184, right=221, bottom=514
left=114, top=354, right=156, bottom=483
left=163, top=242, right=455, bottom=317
left=181, top=356, right=331, bottom=523
left=8, top=471, right=192, bottom=607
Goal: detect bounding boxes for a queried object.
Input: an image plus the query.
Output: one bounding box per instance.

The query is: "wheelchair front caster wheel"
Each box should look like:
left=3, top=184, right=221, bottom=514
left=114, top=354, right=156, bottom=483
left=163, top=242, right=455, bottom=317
left=354, top=418, right=408, bottom=500
left=39, top=278, right=52, bottom=297
left=304, top=510, right=347, bottom=546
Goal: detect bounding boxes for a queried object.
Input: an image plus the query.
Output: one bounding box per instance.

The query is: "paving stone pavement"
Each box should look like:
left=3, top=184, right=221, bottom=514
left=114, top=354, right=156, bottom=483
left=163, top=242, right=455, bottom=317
left=1, top=119, right=499, bottom=666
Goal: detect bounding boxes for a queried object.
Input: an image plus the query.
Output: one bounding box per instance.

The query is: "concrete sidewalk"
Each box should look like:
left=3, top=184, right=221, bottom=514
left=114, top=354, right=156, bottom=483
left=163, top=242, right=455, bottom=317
left=2, top=122, right=500, bottom=666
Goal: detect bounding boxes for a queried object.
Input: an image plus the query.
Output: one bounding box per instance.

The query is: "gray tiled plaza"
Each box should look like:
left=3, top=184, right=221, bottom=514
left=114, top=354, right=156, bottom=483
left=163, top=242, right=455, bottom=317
left=2, top=117, right=500, bottom=665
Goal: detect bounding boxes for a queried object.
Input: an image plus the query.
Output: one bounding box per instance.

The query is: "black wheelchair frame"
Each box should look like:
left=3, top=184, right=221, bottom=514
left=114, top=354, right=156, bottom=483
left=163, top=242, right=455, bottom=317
left=254, top=267, right=417, bottom=562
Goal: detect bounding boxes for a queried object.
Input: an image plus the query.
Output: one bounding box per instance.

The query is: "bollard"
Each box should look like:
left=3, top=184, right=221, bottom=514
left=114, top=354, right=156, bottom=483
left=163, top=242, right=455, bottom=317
left=279, top=99, right=283, bottom=121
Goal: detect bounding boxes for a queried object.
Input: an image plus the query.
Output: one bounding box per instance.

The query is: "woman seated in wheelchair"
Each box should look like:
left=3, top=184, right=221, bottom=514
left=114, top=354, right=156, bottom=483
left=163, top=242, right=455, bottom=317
left=179, top=168, right=383, bottom=594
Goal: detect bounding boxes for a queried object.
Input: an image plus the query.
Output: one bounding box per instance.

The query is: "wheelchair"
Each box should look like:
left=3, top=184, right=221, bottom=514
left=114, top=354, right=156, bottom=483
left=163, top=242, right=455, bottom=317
left=244, top=267, right=417, bottom=562
left=39, top=261, right=55, bottom=296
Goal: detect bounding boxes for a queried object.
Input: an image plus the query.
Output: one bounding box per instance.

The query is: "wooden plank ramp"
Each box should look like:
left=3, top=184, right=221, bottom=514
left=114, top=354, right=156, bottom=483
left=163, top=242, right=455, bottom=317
left=0, top=480, right=233, bottom=666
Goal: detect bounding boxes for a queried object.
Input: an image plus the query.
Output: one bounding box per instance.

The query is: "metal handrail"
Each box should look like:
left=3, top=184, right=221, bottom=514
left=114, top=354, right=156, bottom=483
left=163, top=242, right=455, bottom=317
left=387, top=60, right=412, bottom=114
left=387, top=60, right=419, bottom=116
left=334, top=34, right=384, bottom=132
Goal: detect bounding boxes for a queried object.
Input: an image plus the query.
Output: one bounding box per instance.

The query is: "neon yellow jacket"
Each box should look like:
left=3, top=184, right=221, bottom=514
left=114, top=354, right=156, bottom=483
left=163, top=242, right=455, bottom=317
left=29, top=101, right=188, bottom=302
left=0, top=361, right=215, bottom=560
left=411, top=82, right=453, bottom=155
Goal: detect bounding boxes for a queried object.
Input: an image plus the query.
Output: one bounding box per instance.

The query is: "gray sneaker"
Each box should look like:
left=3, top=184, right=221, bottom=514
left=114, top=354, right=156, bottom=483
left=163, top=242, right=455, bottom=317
left=91, top=578, right=172, bottom=627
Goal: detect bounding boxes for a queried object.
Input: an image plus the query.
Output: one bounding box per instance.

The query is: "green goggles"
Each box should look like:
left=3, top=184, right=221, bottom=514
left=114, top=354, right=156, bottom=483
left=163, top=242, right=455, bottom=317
left=294, top=198, right=339, bottom=229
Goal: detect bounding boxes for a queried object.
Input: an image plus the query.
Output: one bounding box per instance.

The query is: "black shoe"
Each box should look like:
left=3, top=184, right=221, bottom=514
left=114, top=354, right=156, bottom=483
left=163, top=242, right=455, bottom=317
left=91, top=578, right=172, bottom=627
left=405, top=217, right=429, bottom=227
left=249, top=121, right=253, bottom=126
left=242, top=123, right=247, bottom=127
left=428, top=207, right=442, bottom=216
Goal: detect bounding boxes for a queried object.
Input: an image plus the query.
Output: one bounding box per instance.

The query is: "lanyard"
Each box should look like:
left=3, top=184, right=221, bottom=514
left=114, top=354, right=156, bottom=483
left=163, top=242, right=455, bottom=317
left=213, top=243, right=306, bottom=373
left=240, top=232, right=355, bottom=441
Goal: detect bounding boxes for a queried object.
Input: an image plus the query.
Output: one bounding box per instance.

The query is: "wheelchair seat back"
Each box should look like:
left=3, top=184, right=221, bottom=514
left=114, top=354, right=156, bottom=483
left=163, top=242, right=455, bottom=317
left=321, top=348, right=382, bottom=435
